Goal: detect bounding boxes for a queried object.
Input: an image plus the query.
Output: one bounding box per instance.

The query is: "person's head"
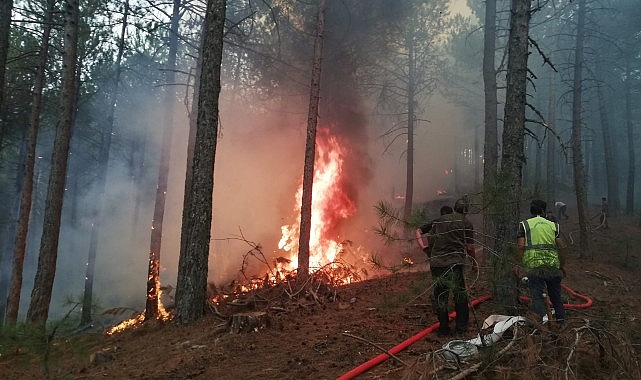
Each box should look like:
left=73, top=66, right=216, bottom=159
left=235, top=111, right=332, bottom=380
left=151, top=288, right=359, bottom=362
left=440, top=205, right=453, bottom=215
left=454, top=198, right=468, bottom=214
left=530, top=199, right=547, bottom=216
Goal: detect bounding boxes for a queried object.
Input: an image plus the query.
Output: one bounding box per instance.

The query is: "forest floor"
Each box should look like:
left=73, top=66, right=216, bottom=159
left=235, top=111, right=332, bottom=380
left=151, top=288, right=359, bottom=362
left=1, top=214, right=641, bottom=379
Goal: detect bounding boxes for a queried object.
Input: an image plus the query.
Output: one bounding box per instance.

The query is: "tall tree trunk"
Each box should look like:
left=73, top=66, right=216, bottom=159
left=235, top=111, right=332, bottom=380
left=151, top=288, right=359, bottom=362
left=26, top=0, right=79, bottom=325
left=492, top=0, right=531, bottom=311
left=571, top=0, right=589, bottom=257
left=296, top=0, right=325, bottom=280
left=146, top=0, right=181, bottom=321
left=80, top=0, right=129, bottom=326
left=534, top=126, right=542, bottom=190
left=546, top=68, right=556, bottom=206
left=402, top=36, right=415, bottom=224
left=0, top=0, right=12, bottom=117
left=5, top=0, right=55, bottom=326
left=130, top=137, right=146, bottom=231
left=482, top=0, right=498, bottom=252
left=181, top=26, right=203, bottom=247
left=624, top=59, right=635, bottom=215
left=174, top=0, right=226, bottom=325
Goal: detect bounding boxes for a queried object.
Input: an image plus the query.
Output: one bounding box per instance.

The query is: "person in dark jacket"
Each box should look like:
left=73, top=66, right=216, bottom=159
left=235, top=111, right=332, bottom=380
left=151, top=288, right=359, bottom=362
left=415, top=206, right=453, bottom=256
left=424, top=199, right=475, bottom=336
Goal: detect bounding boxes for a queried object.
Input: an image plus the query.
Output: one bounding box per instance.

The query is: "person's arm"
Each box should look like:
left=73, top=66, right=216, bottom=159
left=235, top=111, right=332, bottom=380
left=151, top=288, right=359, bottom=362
left=415, top=228, right=428, bottom=250
left=464, top=220, right=478, bottom=266
left=514, top=223, right=526, bottom=276
left=556, top=236, right=567, bottom=276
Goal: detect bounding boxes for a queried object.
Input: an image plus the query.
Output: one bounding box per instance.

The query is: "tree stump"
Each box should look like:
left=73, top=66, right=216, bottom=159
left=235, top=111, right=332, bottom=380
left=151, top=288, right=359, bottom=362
left=229, top=311, right=270, bottom=333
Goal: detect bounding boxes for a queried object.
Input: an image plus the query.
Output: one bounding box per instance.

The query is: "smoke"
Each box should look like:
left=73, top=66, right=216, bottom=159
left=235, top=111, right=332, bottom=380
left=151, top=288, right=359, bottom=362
left=24, top=2, right=479, bottom=322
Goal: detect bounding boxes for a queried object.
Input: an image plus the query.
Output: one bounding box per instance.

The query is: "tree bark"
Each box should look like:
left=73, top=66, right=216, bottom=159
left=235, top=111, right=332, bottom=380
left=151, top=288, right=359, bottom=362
left=624, top=58, right=635, bottom=215
left=5, top=0, right=55, bottom=325
left=26, top=0, right=79, bottom=325
left=175, top=0, right=226, bottom=325
left=297, top=0, right=326, bottom=280
left=80, top=0, right=129, bottom=326
left=146, top=0, right=181, bottom=321
left=570, top=0, right=589, bottom=257
left=0, top=0, right=12, bottom=115
left=482, top=0, right=498, bottom=252
left=546, top=68, right=556, bottom=207
left=402, top=35, right=415, bottom=225
left=492, top=0, right=531, bottom=311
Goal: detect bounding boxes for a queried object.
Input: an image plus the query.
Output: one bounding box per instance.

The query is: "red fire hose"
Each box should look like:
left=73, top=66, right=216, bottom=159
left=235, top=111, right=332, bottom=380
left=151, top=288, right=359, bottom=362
left=337, top=285, right=592, bottom=380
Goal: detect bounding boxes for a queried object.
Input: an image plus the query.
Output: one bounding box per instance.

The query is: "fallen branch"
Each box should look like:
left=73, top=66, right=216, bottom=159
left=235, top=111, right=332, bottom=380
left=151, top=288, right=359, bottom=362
left=565, top=324, right=588, bottom=380
left=449, top=325, right=519, bottom=380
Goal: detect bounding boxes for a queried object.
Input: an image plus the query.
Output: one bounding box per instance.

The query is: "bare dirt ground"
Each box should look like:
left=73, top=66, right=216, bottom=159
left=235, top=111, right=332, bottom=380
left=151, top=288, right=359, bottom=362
left=2, top=215, right=641, bottom=379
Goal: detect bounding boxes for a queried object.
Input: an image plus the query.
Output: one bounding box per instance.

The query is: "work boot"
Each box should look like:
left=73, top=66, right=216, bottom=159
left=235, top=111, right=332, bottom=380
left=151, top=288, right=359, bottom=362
left=437, top=326, right=451, bottom=337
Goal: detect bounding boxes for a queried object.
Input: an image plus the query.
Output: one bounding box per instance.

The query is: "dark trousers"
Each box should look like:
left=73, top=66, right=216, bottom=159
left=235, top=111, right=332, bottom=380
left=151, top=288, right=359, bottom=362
left=431, top=265, right=469, bottom=333
left=558, top=205, right=568, bottom=219
left=528, top=273, right=565, bottom=322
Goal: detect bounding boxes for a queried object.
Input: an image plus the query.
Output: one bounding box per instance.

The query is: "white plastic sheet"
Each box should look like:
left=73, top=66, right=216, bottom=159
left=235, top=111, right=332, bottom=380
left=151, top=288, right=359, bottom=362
left=466, top=315, right=527, bottom=346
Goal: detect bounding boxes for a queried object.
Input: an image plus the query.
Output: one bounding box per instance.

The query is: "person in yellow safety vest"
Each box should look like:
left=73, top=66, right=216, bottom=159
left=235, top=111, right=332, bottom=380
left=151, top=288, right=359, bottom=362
left=516, top=199, right=567, bottom=324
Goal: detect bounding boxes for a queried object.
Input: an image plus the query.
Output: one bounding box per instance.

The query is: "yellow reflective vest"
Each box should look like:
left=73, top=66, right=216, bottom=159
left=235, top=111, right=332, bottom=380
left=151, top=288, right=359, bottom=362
left=520, top=216, right=560, bottom=270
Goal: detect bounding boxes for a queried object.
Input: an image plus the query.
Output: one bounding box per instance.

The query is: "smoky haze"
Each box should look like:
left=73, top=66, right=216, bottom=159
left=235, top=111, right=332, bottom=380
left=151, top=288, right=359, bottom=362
left=16, top=2, right=477, bottom=321
left=33, top=93, right=471, bottom=321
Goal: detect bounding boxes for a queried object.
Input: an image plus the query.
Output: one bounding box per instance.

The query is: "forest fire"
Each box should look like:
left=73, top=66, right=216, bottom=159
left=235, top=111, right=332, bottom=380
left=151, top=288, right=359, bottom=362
left=277, top=126, right=357, bottom=275
left=106, top=287, right=172, bottom=335
left=107, top=126, right=363, bottom=333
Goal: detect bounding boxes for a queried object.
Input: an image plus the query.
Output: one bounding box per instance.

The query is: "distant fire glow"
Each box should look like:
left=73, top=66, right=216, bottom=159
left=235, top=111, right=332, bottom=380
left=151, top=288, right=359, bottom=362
left=278, top=126, right=356, bottom=271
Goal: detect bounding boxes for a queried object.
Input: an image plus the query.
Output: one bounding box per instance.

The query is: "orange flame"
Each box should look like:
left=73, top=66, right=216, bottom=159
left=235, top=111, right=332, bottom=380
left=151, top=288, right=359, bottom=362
left=278, top=126, right=356, bottom=271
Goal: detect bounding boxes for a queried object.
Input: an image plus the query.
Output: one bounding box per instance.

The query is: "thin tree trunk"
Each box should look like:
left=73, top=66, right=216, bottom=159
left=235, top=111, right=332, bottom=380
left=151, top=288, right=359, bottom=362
left=482, top=0, right=498, bottom=252
left=403, top=36, right=415, bottom=224
left=624, top=59, right=635, bottom=215
left=146, top=0, right=181, bottom=321
left=570, top=0, right=589, bottom=257
left=546, top=69, right=556, bottom=206
left=296, top=0, right=326, bottom=280
left=26, top=0, right=79, bottom=325
left=174, top=0, right=226, bottom=325
left=5, top=0, right=55, bottom=326
left=492, top=0, right=531, bottom=311
left=534, top=125, right=542, bottom=190
left=80, top=0, right=129, bottom=326
left=0, top=0, right=12, bottom=117
left=130, top=137, right=146, bottom=231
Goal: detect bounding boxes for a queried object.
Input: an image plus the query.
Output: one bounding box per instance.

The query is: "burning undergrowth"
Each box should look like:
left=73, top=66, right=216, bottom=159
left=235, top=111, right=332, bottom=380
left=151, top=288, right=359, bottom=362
left=106, top=124, right=378, bottom=334
left=204, top=238, right=372, bottom=333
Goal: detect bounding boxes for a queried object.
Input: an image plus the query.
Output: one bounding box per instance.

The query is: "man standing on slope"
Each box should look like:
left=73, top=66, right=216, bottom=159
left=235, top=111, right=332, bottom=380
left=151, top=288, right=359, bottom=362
left=517, top=200, right=567, bottom=324
left=426, top=198, right=476, bottom=336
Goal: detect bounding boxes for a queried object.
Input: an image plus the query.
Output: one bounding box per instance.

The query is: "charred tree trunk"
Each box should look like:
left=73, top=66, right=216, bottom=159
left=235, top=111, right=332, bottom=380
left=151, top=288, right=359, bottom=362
left=534, top=126, right=542, bottom=190
left=175, top=0, right=226, bottom=325
left=182, top=23, right=204, bottom=239
left=26, top=0, right=79, bottom=325
left=402, top=37, right=416, bottom=224
left=146, top=0, right=181, bottom=321
left=0, top=0, right=12, bottom=117
left=492, top=0, right=531, bottom=311
left=130, top=137, right=146, bottom=231
left=570, top=0, right=589, bottom=257
left=624, top=59, right=635, bottom=215
left=297, top=0, right=326, bottom=280
left=546, top=69, right=556, bottom=206
left=5, top=0, right=55, bottom=325
left=80, top=0, right=129, bottom=326
left=482, top=0, right=498, bottom=252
